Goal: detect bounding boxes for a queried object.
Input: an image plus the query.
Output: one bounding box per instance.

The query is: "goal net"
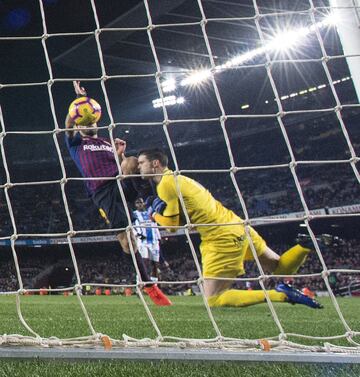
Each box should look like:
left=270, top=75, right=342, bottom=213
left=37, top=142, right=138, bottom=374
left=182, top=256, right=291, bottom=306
left=0, top=0, right=359, bottom=361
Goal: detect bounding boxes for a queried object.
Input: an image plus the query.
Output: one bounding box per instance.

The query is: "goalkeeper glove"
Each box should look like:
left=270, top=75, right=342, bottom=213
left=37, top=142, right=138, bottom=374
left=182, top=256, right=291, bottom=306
left=145, top=196, right=167, bottom=216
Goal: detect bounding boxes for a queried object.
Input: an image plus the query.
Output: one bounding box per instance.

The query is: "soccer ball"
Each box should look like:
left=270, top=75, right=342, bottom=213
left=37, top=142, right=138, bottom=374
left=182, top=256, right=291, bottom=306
left=68, top=96, right=102, bottom=126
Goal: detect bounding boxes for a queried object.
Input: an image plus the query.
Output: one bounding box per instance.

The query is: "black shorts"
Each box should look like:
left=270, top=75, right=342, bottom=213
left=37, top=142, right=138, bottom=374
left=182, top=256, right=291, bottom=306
left=92, top=181, right=134, bottom=230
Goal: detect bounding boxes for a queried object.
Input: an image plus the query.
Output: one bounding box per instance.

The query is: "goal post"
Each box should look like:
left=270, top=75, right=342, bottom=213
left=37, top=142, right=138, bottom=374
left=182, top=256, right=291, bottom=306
left=329, top=0, right=360, bottom=101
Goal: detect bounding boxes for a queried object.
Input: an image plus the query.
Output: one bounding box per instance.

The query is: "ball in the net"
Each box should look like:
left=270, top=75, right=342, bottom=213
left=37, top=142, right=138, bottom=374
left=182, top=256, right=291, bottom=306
left=68, top=96, right=102, bottom=126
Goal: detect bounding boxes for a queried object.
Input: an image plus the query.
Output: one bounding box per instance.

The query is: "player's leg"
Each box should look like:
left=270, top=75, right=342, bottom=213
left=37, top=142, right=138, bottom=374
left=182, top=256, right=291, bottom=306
left=201, top=237, right=317, bottom=309
left=203, top=268, right=321, bottom=309
left=207, top=287, right=287, bottom=307
left=136, top=240, right=151, bottom=279
left=200, top=242, right=284, bottom=307
left=271, top=233, right=344, bottom=275
left=203, top=273, right=286, bottom=308
left=257, top=244, right=310, bottom=275
left=149, top=244, right=160, bottom=282
left=151, top=262, right=160, bottom=281
left=117, top=230, right=171, bottom=305
left=203, top=278, right=233, bottom=297
left=257, top=247, right=279, bottom=273
left=93, top=182, right=151, bottom=283
left=159, top=248, right=173, bottom=277
left=117, top=231, right=152, bottom=284
left=93, top=182, right=171, bottom=305
left=207, top=283, right=321, bottom=308
left=245, top=227, right=311, bottom=275
left=256, top=243, right=312, bottom=275
left=272, top=244, right=311, bottom=275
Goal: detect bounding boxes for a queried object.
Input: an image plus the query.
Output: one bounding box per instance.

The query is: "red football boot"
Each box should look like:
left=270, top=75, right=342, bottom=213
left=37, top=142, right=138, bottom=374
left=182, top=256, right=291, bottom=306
left=144, top=284, right=172, bottom=306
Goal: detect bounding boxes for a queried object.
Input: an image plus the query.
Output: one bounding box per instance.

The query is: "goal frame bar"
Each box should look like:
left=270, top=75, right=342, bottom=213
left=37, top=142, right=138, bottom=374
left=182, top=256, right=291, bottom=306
left=0, top=347, right=359, bottom=363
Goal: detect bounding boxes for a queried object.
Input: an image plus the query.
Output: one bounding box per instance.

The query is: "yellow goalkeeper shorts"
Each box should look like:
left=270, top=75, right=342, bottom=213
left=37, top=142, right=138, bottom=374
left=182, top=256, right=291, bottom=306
left=200, top=226, right=267, bottom=278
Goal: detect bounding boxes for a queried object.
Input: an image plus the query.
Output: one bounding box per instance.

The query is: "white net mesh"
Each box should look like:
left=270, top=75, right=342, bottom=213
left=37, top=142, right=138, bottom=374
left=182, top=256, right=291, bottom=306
left=0, top=0, right=359, bottom=356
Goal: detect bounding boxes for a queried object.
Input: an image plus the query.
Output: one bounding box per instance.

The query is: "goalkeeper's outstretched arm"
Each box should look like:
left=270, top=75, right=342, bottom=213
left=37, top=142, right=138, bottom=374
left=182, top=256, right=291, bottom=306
left=153, top=212, right=180, bottom=232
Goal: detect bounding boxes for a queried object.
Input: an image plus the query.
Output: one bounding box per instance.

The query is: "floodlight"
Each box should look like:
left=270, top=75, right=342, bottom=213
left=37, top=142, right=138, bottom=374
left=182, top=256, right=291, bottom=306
left=268, top=30, right=303, bottom=51
left=162, top=78, right=176, bottom=93
left=219, top=48, right=266, bottom=70
left=180, top=69, right=212, bottom=86
left=323, top=12, right=340, bottom=26
left=179, top=15, right=337, bottom=88
left=162, top=78, right=175, bottom=87
left=152, top=95, right=185, bottom=108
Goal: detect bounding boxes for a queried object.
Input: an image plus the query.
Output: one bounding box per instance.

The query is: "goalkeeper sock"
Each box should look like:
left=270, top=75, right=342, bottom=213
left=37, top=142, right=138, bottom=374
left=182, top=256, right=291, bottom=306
left=207, top=289, right=286, bottom=307
left=273, top=245, right=311, bottom=275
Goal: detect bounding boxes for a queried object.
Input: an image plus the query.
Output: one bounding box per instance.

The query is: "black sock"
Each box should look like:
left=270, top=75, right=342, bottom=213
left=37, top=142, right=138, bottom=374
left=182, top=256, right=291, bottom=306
left=125, top=252, right=152, bottom=285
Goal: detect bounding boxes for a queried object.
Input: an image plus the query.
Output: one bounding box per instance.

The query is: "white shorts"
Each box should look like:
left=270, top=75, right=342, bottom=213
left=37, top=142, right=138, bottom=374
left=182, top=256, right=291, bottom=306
left=137, top=242, right=160, bottom=262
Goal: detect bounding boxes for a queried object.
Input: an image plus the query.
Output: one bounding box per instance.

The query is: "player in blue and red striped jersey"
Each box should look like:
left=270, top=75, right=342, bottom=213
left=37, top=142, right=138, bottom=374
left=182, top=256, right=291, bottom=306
left=64, top=81, right=171, bottom=306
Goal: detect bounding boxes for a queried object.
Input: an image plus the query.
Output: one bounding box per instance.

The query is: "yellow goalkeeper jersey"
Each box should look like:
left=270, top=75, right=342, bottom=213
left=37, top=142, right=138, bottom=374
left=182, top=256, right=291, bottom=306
left=156, top=169, right=245, bottom=242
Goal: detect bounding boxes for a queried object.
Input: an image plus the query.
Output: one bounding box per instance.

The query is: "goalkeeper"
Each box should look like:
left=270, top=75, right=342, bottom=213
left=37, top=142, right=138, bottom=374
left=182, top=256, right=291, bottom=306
left=64, top=81, right=171, bottom=306
left=137, top=148, right=323, bottom=309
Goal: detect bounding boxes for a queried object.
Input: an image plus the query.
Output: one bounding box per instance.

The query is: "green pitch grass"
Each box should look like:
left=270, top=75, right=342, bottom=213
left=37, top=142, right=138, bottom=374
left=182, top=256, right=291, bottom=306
left=0, top=295, right=358, bottom=376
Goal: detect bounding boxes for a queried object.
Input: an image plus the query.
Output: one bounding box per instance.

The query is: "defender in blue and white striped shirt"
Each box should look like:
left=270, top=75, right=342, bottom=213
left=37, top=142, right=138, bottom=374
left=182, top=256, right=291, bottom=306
left=133, top=198, right=162, bottom=281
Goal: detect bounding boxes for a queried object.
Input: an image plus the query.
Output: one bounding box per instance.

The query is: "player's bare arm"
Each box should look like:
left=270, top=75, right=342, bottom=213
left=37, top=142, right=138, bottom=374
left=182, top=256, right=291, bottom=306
left=114, top=138, right=139, bottom=175
left=65, top=113, right=76, bottom=138
left=114, top=138, right=126, bottom=159
left=115, top=139, right=136, bottom=175
left=113, top=138, right=139, bottom=176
